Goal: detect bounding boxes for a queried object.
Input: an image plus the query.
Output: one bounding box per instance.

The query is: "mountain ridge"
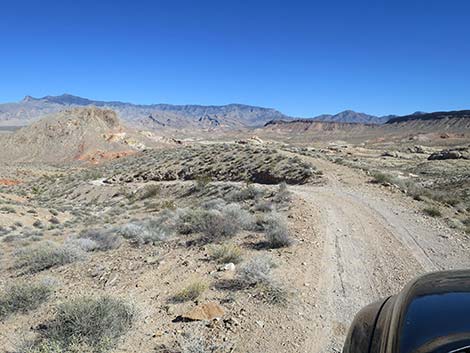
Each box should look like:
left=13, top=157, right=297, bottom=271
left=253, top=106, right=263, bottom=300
left=310, top=109, right=394, bottom=124
left=1, top=94, right=288, bottom=129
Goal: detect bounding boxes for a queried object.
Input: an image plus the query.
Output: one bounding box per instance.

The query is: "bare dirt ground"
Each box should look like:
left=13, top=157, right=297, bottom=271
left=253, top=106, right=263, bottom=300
left=1, top=144, right=469, bottom=353
left=283, top=157, right=470, bottom=353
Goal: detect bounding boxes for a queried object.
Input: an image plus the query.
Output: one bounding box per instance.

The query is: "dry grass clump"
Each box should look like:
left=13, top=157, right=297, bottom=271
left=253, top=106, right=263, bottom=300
left=22, top=296, right=135, bottom=353
left=172, top=281, right=208, bottom=303
left=0, top=281, right=53, bottom=319
left=263, top=212, right=293, bottom=248
left=209, top=243, right=243, bottom=264
left=14, top=242, right=84, bottom=274
left=77, top=229, right=122, bottom=251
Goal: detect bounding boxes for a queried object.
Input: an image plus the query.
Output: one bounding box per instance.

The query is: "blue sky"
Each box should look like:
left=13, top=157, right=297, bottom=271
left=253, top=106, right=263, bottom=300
left=1, top=0, right=469, bottom=117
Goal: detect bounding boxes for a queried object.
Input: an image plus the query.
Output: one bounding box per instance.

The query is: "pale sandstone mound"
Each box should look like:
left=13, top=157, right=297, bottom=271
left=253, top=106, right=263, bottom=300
left=0, top=107, right=170, bottom=164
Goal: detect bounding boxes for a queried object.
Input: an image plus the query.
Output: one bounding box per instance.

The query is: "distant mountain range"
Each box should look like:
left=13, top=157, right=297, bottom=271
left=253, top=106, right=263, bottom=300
left=0, top=94, right=288, bottom=129
left=1, top=93, right=463, bottom=130
left=310, top=110, right=395, bottom=124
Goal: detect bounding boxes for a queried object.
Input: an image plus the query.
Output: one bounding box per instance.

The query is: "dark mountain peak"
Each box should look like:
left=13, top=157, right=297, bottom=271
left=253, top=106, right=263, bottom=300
left=311, top=110, right=387, bottom=124
left=41, top=94, right=95, bottom=106
left=21, top=95, right=38, bottom=103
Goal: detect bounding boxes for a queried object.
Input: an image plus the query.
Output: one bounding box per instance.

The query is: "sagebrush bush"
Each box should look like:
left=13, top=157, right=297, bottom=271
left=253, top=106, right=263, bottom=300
left=172, top=281, right=208, bottom=302
left=201, top=198, right=226, bottom=211
left=237, top=256, right=275, bottom=286
left=370, top=172, right=396, bottom=185
left=263, top=213, right=293, bottom=248
left=254, top=200, right=273, bottom=212
left=137, top=184, right=161, bottom=200
left=119, top=213, right=173, bottom=245
left=23, top=296, right=135, bottom=353
left=256, top=283, right=290, bottom=306
left=14, top=242, right=84, bottom=274
left=226, top=184, right=263, bottom=202
left=177, top=332, right=227, bottom=353
left=0, top=281, right=53, bottom=319
left=222, top=203, right=255, bottom=231
left=175, top=204, right=253, bottom=242
left=209, top=243, right=243, bottom=264
left=273, top=182, right=291, bottom=204
left=78, top=229, right=122, bottom=251
left=199, top=209, right=240, bottom=240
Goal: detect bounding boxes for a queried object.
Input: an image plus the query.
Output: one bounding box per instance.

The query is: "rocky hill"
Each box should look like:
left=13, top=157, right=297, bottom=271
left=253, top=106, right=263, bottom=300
left=0, top=94, right=288, bottom=129
left=311, top=110, right=393, bottom=124
left=0, top=107, right=172, bottom=164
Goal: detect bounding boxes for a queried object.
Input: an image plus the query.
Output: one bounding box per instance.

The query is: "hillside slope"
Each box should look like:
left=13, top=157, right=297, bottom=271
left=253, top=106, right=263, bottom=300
left=0, top=107, right=171, bottom=163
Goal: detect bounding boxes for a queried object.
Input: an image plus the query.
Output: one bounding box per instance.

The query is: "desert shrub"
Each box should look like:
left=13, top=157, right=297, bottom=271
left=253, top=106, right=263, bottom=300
left=198, top=209, right=240, bottom=240
left=423, top=207, right=442, bottom=218
left=0, top=281, right=53, bottom=319
left=175, top=208, right=235, bottom=241
left=273, top=182, right=291, bottom=204
left=78, top=229, right=122, bottom=251
left=222, top=203, right=255, bottom=230
left=66, top=238, right=99, bottom=252
left=177, top=332, right=228, bottom=353
left=201, top=198, right=226, bottom=211
left=14, top=242, right=84, bottom=274
left=195, top=175, right=212, bottom=190
left=237, top=256, right=275, bottom=286
left=24, top=296, right=135, bottom=353
left=263, top=213, right=293, bottom=248
left=209, top=243, right=243, bottom=264
left=48, top=216, right=60, bottom=224
left=254, top=200, right=273, bottom=212
left=0, top=206, right=16, bottom=214
left=174, top=208, right=207, bottom=235
left=172, top=281, right=208, bottom=303
left=137, top=184, right=161, bottom=200
left=32, top=220, right=44, bottom=229
left=118, top=213, right=173, bottom=245
left=370, top=172, right=395, bottom=185
left=256, top=283, right=290, bottom=306
left=226, top=184, right=263, bottom=202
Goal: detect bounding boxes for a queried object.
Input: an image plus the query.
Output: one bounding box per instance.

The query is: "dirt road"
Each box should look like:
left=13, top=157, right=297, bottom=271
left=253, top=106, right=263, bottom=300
left=287, top=159, right=470, bottom=352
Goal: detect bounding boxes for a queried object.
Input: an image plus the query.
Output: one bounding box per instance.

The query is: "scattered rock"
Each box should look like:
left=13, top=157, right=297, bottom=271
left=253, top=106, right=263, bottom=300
left=219, top=263, right=236, bottom=272
left=428, top=147, right=470, bottom=160
left=181, top=302, right=225, bottom=321
left=381, top=151, right=401, bottom=158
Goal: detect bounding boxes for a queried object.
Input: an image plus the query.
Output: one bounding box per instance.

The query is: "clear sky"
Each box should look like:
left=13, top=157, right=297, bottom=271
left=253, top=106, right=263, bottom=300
left=1, top=0, right=469, bottom=117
